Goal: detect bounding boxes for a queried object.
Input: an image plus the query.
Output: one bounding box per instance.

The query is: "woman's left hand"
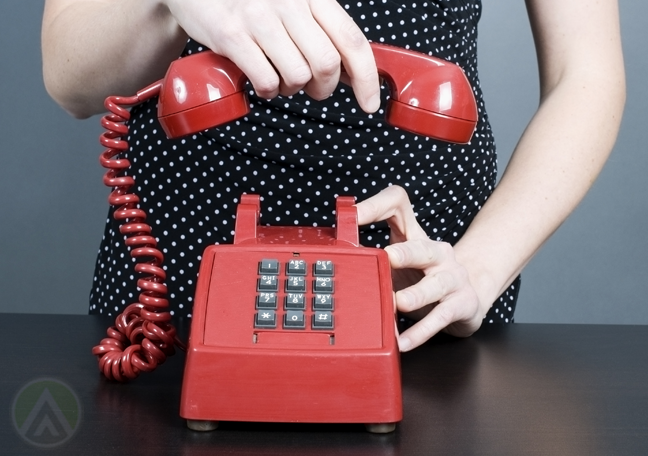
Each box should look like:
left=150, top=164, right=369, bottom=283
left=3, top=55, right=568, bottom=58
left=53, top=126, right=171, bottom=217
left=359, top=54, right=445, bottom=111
left=355, top=185, right=486, bottom=351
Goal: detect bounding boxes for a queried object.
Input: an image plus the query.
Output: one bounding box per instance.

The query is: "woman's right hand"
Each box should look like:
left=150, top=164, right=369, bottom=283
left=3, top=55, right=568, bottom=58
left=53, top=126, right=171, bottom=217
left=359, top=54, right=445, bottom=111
left=163, top=0, right=381, bottom=113
left=42, top=0, right=380, bottom=117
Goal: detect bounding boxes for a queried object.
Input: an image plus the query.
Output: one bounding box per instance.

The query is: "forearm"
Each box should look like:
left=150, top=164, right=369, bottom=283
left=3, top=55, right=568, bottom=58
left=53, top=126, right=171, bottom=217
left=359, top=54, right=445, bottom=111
left=455, top=70, right=625, bottom=311
left=42, top=0, right=187, bottom=118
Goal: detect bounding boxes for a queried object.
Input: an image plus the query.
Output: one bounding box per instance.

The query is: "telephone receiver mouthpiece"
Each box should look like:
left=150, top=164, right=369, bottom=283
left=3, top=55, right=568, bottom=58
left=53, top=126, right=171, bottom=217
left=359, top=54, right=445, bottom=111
left=157, top=43, right=477, bottom=143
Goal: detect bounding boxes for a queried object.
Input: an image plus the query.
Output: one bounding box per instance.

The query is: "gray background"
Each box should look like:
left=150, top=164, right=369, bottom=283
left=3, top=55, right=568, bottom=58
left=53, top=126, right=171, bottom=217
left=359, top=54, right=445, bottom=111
left=1, top=1, right=646, bottom=323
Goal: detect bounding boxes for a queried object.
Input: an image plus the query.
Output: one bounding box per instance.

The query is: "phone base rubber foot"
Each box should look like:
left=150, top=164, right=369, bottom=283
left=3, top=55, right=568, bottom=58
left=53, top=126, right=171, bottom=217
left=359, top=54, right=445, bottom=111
left=186, top=419, right=219, bottom=432
left=365, top=423, right=397, bottom=434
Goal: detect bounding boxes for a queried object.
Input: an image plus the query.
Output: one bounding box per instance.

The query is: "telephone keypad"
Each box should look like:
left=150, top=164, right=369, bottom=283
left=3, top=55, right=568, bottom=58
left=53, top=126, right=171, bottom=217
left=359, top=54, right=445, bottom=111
left=254, top=259, right=336, bottom=331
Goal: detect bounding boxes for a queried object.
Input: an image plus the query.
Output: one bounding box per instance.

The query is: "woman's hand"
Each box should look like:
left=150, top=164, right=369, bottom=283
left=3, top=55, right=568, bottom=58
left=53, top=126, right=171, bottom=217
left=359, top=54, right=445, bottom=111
left=42, top=0, right=380, bottom=116
left=163, top=0, right=380, bottom=112
left=355, top=186, right=487, bottom=351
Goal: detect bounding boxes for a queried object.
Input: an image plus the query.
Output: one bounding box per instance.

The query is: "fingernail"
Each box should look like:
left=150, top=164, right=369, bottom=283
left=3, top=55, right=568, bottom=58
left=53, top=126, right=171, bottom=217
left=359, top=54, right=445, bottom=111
left=398, top=336, right=412, bottom=352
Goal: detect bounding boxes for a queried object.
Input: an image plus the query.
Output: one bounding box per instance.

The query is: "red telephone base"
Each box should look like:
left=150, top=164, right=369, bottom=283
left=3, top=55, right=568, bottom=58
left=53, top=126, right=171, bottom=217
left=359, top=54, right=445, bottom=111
left=179, top=195, right=402, bottom=431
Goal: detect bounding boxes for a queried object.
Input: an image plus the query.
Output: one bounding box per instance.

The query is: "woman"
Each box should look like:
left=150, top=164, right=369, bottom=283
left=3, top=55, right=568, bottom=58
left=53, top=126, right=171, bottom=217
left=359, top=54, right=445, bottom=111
left=41, top=0, right=625, bottom=352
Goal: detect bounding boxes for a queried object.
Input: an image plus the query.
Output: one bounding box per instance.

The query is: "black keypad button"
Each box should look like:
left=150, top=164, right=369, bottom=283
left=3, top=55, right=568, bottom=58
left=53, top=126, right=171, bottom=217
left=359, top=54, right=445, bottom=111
left=259, top=259, right=280, bottom=275
left=257, top=275, right=278, bottom=291
left=256, top=293, right=277, bottom=309
left=312, top=311, right=334, bottom=329
left=255, top=310, right=277, bottom=328
left=285, top=293, right=306, bottom=310
left=285, top=276, right=306, bottom=292
left=283, top=310, right=306, bottom=329
left=313, top=277, right=334, bottom=293
left=286, top=259, right=307, bottom=275
left=314, top=260, right=334, bottom=276
left=313, top=294, right=334, bottom=310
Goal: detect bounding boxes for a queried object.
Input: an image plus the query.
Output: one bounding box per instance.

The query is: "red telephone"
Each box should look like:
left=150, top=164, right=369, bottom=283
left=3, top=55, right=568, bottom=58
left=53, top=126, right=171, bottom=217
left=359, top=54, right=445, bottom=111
left=182, top=193, right=401, bottom=433
left=92, top=42, right=477, bottom=433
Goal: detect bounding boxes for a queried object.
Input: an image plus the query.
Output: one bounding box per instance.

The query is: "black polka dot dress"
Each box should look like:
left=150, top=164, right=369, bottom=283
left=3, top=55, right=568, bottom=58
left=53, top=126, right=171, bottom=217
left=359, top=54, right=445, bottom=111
left=90, top=0, right=520, bottom=324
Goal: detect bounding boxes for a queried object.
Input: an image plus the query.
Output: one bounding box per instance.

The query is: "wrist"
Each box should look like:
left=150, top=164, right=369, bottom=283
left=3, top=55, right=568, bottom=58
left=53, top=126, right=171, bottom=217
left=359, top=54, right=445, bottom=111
left=452, top=245, right=501, bottom=317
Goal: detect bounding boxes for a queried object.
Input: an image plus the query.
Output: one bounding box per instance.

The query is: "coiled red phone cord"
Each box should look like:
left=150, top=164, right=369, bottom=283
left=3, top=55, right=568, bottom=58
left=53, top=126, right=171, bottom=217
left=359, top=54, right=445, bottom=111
left=91, top=82, right=184, bottom=381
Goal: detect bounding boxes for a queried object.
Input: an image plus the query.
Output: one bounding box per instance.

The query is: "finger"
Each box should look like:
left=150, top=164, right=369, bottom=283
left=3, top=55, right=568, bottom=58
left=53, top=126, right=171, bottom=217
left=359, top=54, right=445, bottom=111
left=280, top=12, right=342, bottom=99
left=395, top=269, right=457, bottom=313
left=355, top=185, right=428, bottom=241
left=211, top=28, right=282, bottom=100
left=397, top=300, right=461, bottom=351
left=309, top=0, right=380, bottom=112
left=246, top=15, right=315, bottom=97
left=385, top=238, right=452, bottom=270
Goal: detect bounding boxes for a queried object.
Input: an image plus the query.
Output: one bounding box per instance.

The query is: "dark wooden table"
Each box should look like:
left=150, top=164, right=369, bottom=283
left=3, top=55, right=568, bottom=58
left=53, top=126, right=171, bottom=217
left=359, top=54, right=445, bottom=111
left=1, top=313, right=647, bottom=455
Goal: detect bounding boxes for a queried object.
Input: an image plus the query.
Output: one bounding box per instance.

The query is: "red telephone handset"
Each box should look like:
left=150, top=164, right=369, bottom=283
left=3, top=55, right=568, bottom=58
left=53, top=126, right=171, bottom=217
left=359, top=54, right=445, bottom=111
left=93, top=43, right=477, bottom=431
left=155, top=43, right=477, bottom=141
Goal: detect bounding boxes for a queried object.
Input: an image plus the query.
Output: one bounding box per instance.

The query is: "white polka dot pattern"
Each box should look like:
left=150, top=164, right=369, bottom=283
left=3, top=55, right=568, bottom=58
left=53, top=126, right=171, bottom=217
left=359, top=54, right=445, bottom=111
left=90, top=0, right=519, bottom=323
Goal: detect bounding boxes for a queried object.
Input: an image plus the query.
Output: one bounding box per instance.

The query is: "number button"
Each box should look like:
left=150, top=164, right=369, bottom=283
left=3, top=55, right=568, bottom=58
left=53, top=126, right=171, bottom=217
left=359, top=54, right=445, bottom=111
left=313, top=277, right=333, bottom=293
left=256, top=293, right=277, bottom=309
left=258, top=259, right=280, bottom=275
left=285, top=276, right=306, bottom=292
left=313, top=294, right=334, bottom=311
left=314, top=260, right=334, bottom=276
left=285, top=293, right=306, bottom=310
left=283, top=310, right=306, bottom=329
left=286, top=259, right=307, bottom=275
left=257, top=275, right=278, bottom=292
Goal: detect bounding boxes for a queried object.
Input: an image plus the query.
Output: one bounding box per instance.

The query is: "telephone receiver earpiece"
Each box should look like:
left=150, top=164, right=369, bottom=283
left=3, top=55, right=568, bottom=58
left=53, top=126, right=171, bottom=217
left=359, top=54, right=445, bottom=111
left=156, top=42, right=478, bottom=143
